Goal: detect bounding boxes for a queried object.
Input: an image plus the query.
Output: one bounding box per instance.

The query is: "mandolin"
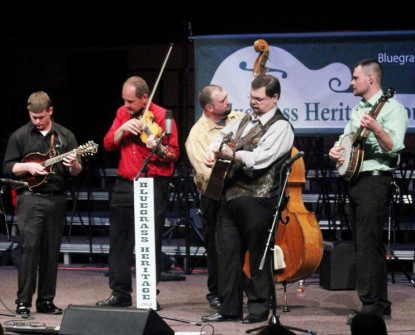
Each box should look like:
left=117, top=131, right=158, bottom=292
left=21, top=141, right=98, bottom=191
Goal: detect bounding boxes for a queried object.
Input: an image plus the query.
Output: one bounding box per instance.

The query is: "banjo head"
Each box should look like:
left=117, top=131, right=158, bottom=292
left=337, top=134, right=354, bottom=176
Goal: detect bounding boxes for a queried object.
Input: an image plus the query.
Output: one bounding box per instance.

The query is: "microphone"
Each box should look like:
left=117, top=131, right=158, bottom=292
left=165, top=110, right=173, bottom=145
left=284, top=151, right=304, bottom=167
left=0, top=178, right=29, bottom=187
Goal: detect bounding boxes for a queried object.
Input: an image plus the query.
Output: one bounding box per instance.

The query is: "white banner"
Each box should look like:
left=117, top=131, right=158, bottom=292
left=194, top=31, right=415, bottom=134
left=134, top=177, right=157, bottom=310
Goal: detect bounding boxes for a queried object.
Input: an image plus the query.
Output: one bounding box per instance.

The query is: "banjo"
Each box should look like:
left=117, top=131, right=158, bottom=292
left=337, top=87, right=395, bottom=181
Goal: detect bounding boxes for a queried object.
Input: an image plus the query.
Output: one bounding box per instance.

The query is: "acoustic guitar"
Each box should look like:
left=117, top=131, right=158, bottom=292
left=203, top=132, right=234, bottom=201
left=21, top=140, right=98, bottom=191
left=337, top=87, right=395, bottom=181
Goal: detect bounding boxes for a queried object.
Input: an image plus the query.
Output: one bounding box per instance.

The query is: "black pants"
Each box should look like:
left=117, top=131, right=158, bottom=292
left=216, top=196, right=277, bottom=318
left=349, top=174, right=392, bottom=316
left=108, top=177, right=170, bottom=298
left=15, top=194, right=66, bottom=306
left=199, top=194, right=220, bottom=299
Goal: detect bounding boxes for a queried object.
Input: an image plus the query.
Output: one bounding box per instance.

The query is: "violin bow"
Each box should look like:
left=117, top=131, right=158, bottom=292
left=142, top=43, right=174, bottom=114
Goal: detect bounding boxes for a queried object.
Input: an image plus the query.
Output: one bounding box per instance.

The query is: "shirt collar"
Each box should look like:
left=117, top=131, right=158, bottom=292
left=360, top=89, right=383, bottom=108
left=249, top=105, right=278, bottom=125
left=202, top=111, right=240, bottom=131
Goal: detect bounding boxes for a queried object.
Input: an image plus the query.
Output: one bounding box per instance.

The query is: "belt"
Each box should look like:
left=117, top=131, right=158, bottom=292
left=18, top=190, right=65, bottom=196
left=359, top=170, right=394, bottom=178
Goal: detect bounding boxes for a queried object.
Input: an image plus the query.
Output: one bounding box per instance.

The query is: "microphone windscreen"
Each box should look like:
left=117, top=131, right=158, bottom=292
left=165, top=110, right=173, bottom=135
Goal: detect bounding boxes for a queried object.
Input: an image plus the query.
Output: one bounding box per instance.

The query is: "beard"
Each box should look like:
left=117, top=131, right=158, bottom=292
left=222, top=103, right=232, bottom=116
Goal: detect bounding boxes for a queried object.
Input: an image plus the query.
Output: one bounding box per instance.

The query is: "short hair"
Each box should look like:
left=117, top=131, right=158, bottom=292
left=251, top=75, right=281, bottom=99
left=354, top=58, right=383, bottom=84
left=27, top=91, right=52, bottom=113
left=124, top=76, right=149, bottom=98
left=199, top=84, right=223, bottom=109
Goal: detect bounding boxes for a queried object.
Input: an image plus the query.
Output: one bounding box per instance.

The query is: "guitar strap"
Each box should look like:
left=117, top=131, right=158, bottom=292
left=48, top=133, right=58, bottom=157
left=358, top=88, right=395, bottom=141
left=50, top=133, right=55, bottom=149
left=361, top=100, right=388, bottom=139
left=233, top=110, right=286, bottom=150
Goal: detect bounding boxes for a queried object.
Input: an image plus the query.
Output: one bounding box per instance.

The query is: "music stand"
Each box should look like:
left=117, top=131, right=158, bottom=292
left=246, top=158, right=316, bottom=335
left=386, top=180, right=415, bottom=286
left=0, top=178, right=30, bottom=240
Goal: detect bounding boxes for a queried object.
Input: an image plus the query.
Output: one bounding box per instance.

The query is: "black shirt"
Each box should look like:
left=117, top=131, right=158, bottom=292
left=2, top=121, right=80, bottom=194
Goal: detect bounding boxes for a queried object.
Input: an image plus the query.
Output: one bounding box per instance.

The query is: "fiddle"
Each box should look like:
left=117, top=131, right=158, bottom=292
left=134, top=109, right=163, bottom=144
left=133, top=109, right=172, bottom=160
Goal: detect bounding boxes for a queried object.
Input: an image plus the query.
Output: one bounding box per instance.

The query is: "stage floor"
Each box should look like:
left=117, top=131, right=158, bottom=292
left=1, top=264, right=415, bottom=335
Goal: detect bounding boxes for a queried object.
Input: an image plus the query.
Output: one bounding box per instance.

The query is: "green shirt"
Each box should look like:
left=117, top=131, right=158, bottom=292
left=335, top=89, right=409, bottom=172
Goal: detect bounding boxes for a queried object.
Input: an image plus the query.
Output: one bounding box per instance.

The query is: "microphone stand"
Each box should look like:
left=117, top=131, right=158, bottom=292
left=161, top=316, right=202, bottom=327
left=135, top=133, right=166, bottom=181
left=246, top=163, right=316, bottom=335
left=386, top=180, right=415, bottom=286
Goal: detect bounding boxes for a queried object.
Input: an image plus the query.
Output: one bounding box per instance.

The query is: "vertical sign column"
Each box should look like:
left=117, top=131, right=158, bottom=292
left=134, top=178, right=157, bottom=310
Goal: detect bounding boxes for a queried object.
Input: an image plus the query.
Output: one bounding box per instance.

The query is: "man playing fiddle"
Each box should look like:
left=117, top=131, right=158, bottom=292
left=97, top=76, right=179, bottom=308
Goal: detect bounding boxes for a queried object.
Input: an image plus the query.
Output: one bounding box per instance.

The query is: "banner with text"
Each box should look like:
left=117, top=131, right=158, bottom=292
left=134, top=178, right=157, bottom=310
left=193, top=31, right=415, bottom=134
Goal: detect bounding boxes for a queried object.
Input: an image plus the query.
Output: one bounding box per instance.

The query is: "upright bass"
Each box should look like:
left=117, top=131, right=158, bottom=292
left=273, top=147, right=323, bottom=283
left=243, top=39, right=323, bottom=283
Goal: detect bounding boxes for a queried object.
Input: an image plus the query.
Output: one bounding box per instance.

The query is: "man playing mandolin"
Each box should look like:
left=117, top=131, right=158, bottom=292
left=329, top=59, right=408, bottom=324
left=2, top=91, right=83, bottom=318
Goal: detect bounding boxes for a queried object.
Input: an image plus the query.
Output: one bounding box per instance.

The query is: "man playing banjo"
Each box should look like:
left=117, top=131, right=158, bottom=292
left=329, top=58, right=408, bottom=324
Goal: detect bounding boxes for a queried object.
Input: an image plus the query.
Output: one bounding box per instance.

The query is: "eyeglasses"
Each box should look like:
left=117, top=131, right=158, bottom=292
left=247, top=95, right=269, bottom=103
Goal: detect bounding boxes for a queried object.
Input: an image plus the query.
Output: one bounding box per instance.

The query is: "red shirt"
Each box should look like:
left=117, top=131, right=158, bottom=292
left=103, top=102, right=180, bottom=180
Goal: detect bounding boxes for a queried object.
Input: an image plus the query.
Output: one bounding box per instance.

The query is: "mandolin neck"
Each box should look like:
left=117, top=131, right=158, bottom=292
left=44, top=150, right=75, bottom=167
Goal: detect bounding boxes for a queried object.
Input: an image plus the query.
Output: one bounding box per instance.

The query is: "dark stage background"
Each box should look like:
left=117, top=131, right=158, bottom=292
left=1, top=3, right=414, bottom=172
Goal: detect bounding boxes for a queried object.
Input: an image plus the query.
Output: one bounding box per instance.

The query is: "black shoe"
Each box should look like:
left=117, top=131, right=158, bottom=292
left=16, top=303, right=30, bottom=318
left=347, top=311, right=359, bottom=325
left=201, top=313, right=241, bottom=322
left=383, top=307, right=392, bottom=319
left=36, top=301, right=62, bottom=315
left=209, top=297, right=222, bottom=309
left=242, top=314, right=268, bottom=324
left=96, top=295, right=132, bottom=307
